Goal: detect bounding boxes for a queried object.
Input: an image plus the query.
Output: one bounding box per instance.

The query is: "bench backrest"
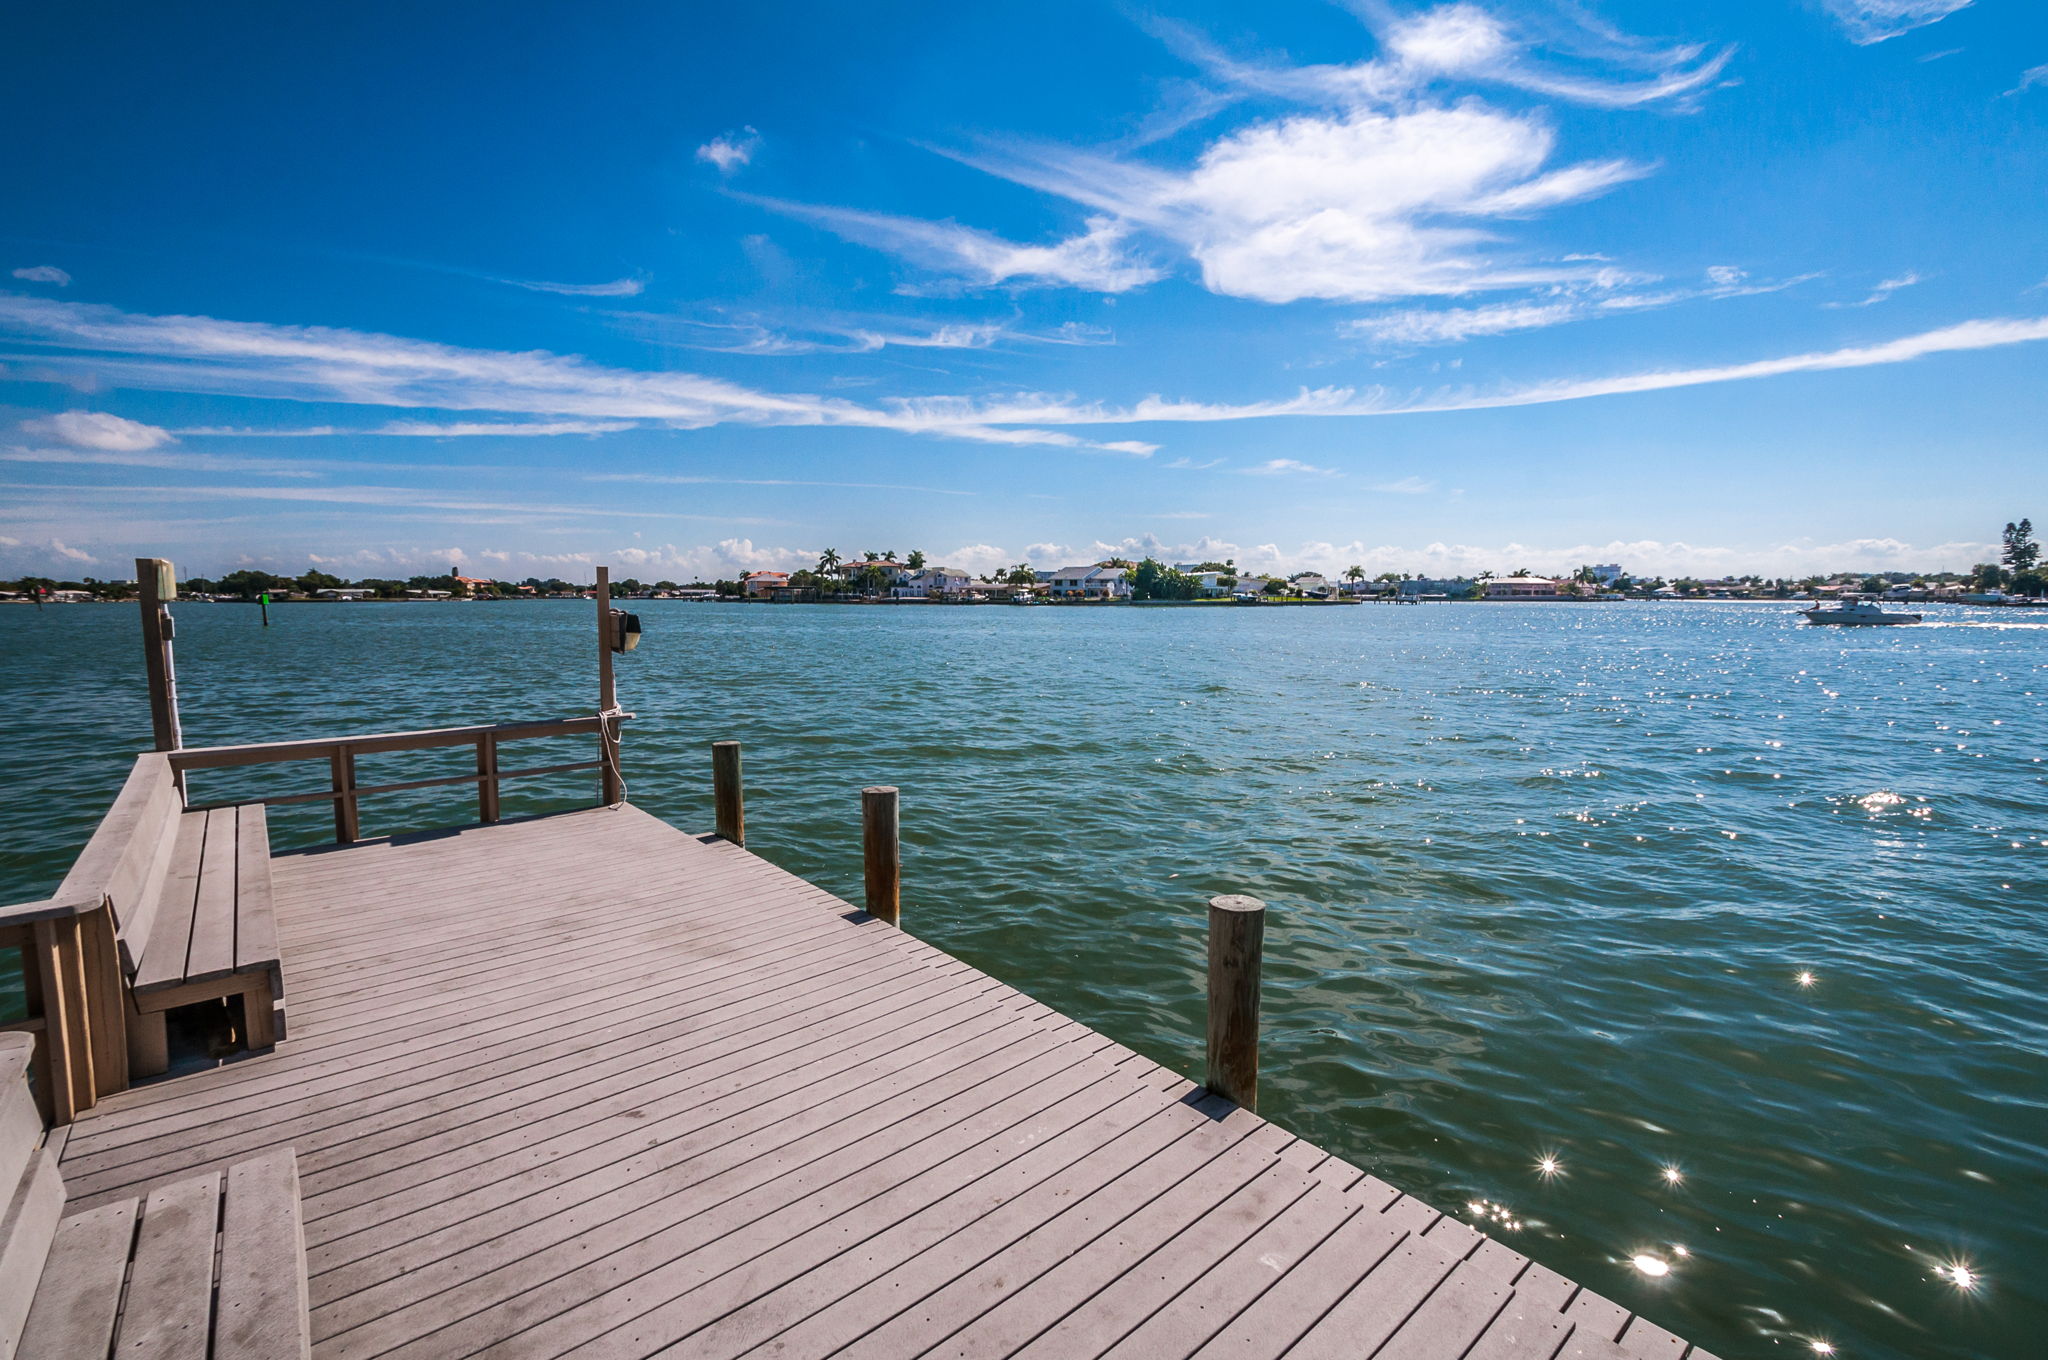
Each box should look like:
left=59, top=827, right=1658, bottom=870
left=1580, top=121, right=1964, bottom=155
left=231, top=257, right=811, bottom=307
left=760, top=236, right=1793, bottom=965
left=55, top=753, right=181, bottom=979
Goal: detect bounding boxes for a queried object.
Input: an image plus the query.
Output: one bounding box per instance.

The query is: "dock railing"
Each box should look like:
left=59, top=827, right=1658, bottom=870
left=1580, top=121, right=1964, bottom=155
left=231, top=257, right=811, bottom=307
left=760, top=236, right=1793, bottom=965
left=172, top=712, right=631, bottom=844
left=0, top=709, right=629, bottom=1123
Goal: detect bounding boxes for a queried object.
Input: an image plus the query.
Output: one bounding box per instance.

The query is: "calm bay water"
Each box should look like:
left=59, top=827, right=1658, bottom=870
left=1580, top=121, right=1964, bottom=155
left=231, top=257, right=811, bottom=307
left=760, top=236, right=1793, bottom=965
left=1, top=598, right=2043, bottom=1358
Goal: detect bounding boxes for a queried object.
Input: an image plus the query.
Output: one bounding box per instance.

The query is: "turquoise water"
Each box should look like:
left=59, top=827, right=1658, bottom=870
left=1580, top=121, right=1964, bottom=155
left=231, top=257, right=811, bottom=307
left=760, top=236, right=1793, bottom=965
left=1, top=599, right=2043, bottom=1358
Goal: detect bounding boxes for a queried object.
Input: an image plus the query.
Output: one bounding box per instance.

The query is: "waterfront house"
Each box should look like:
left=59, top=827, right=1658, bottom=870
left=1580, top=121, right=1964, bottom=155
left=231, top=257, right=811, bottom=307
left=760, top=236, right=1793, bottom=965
left=741, top=570, right=790, bottom=598
left=313, top=587, right=375, bottom=600
left=1191, top=570, right=1236, bottom=596
left=893, top=567, right=973, bottom=599
left=1047, top=563, right=1133, bottom=600
left=830, top=559, right=913, bottom=591
left=1484, top=578, right=1561, bottom=599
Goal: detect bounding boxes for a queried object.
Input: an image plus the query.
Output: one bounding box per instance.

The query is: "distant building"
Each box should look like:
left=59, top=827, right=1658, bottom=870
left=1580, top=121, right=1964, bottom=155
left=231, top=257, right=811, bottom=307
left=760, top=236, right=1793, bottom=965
left=893, top=567, right=972, bottom=599
left=313, top=588, right=375, bottom=600
left=741, top=571, right=790, bottom=598
left=832, top=560, right=913, bottom=591
left=1398, top=577, right=1474, bottom=597
left=453, top=575, right=498, bottom=594
left=1047, top=564, right=1133, bottom=600
left=1484, top=578, right=1561, bottom=599
left=1583, top=563, right=1624, bottom=585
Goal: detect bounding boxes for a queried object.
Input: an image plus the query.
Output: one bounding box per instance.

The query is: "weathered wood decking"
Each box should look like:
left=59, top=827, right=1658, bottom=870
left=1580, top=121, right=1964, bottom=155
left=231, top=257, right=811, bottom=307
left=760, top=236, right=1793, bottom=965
left=56, top=806, right=1705, bottom=1360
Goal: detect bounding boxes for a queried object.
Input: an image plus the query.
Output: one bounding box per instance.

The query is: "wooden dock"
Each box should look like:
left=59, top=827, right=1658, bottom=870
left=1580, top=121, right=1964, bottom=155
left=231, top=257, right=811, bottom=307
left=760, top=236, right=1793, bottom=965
left=47, top=805, right=1708, bottom=1360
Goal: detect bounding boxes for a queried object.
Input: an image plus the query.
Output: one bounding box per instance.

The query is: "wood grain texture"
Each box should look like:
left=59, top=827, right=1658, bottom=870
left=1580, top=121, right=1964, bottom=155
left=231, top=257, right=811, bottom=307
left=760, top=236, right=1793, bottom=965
left=1205, top=894, right=1265, bottom=1111
left=46, top=802, right=1696, bottom=1360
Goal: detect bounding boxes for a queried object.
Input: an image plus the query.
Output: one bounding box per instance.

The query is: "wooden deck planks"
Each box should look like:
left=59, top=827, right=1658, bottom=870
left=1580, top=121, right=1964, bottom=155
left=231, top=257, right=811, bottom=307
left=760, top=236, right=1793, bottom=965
left=52, top=804, right=1696, bottom=1360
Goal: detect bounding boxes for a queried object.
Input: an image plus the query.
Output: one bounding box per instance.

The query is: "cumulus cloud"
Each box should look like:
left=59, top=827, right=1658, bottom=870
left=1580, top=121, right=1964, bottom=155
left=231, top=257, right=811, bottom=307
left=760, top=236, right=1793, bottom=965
left=697, top=128, right=760, bottom=173
left=1821, top=1, right=1972, bottom=45
left=11, top=265, right=71, bottom=287
left=20, top=409, right=176, bottom=451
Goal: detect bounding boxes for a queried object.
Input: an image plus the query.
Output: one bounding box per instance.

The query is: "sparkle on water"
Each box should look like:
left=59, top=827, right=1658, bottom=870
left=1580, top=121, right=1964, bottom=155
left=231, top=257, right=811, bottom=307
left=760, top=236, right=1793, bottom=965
left=1632, top=1253, right=1672, bottom=1277
left=0, top=600, right=2039, bottom=1360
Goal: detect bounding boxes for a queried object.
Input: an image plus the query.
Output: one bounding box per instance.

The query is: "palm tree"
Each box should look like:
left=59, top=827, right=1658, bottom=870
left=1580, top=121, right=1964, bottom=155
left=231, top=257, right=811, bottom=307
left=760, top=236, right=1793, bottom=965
left=818, top=547, right=841, bottom=574
left=1344, top=565, right=1365, bottom=583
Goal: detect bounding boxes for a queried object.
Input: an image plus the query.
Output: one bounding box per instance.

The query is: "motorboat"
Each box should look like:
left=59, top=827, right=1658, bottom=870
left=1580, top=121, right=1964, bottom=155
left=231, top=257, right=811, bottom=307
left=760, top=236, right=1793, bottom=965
left=1801, top=600, right=1921, bottom=626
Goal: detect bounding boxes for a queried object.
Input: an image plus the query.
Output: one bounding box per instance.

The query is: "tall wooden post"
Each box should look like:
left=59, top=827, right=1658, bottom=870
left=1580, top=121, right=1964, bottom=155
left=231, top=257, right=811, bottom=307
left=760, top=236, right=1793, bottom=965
left=595, top=567, right=623, bottom=805
left=713, top=742, right=744, bottom=845
left=1205, top=894, right=1266, bottom=1110
left=862, top=786, right=900, bottom=925
left=477, top=732, right=501, bottom=824
left=135, top=558, right=183, bottom=757
left=330, top=747, right=360, bottom=844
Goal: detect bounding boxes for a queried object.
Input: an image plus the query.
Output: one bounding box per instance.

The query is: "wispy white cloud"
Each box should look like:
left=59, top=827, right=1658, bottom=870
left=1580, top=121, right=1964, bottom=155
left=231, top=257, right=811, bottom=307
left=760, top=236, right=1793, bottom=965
left=759, top=201, right=1166, bottom=293
left=6, top=293, right=2046, bottom=453
left=697, top=128, right=760, bottom=173
left=0, top=479, right=787, bottom=524
left=11, top=265, right=71, bottom=287
left=21, top=409, right=175, bottom=451
left=2004, top=63, right=2048, bottom=97
left=180, top=419, right=636, bottom=438
left=1369, top=476, right=1436, bottom=494
left=1167, top=4, right=1733, bottom=113
left=779, top=5, right=1731, bottom=306
left=1826, top=272, right=1923, bottom=308
left=650, top=313, right=1115, bottom=357
left=1822, top=1, right=1972, bottom=46
left=500, top=276, right=647, bottom=298
left=586, top=473, right=973, bottom=496
left=1343, top=267, right=1815, bottom=347
left=1238, top=457, right=1338, bottom=476
left=0, top=443, right=325, bottom=477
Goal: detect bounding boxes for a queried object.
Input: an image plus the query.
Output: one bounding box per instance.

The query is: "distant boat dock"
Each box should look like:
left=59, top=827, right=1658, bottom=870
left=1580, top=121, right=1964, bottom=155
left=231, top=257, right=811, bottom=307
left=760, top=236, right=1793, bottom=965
left=0, top=560, right=1717, bottom=1359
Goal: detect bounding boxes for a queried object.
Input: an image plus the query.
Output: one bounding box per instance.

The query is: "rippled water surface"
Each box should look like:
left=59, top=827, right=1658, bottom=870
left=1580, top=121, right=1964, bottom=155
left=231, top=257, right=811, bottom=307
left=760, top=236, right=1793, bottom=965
left=2, top=599, right=2043, bottom=1358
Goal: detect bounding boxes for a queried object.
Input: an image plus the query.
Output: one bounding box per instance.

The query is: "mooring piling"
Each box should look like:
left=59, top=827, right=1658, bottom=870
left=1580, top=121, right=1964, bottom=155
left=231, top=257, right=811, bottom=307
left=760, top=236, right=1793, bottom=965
left=1205, top=893, right=1266, bottom=1110
left=862, top=785, right=901, bottom=925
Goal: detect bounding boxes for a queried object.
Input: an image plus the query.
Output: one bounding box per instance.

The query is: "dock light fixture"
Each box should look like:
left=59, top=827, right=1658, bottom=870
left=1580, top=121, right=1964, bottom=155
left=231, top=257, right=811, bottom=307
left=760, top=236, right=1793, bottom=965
left=610, top=609, right=642, bottom=653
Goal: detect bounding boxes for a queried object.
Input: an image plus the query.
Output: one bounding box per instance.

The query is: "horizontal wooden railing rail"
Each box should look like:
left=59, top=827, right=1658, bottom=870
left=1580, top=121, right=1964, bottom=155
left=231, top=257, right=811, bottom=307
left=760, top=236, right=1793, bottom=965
left=167, top=712, right=633, bottom=844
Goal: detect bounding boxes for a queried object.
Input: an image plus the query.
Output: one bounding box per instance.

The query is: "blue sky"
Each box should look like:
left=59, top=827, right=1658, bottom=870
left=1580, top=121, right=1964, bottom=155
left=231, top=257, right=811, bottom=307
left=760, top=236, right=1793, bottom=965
left=3, top=0, right=2044, bottom=582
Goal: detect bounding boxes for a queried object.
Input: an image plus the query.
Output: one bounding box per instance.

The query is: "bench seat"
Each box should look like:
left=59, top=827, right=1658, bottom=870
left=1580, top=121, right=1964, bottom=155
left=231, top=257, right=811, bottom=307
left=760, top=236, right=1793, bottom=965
left=57, top=756, right=286, bottom=1078
left=3, top=1032, right=311, bottom=1360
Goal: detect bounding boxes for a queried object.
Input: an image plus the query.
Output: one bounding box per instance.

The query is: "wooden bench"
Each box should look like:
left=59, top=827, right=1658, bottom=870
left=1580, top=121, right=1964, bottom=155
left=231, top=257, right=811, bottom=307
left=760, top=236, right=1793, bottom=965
left=0, top=1033, right=312, bottom=1359
left=56, top=755, right=285, bottom=1078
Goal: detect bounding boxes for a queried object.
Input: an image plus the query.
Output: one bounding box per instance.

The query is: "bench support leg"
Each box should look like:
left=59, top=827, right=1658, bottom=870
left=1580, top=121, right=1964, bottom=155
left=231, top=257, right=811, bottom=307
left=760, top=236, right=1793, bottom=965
left=128, top=1006, right=168, bottom=1079
left=242, top=978, right=278, bottom=1051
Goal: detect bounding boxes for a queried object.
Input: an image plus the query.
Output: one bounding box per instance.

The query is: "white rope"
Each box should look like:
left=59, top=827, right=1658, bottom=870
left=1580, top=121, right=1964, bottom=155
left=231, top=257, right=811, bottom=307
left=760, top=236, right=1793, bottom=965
left=598, top=704, right=629, bottom=807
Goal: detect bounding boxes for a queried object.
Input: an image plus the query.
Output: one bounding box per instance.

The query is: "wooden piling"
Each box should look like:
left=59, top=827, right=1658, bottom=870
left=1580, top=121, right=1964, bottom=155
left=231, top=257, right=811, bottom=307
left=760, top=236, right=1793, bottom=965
left=712, top=742, right=744, bottom=846
left=1205, top=893, right=1266, bottom=1110
left=135, top=557, right=182, bottom=756
left=862, top=786, right=900, bottom=925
